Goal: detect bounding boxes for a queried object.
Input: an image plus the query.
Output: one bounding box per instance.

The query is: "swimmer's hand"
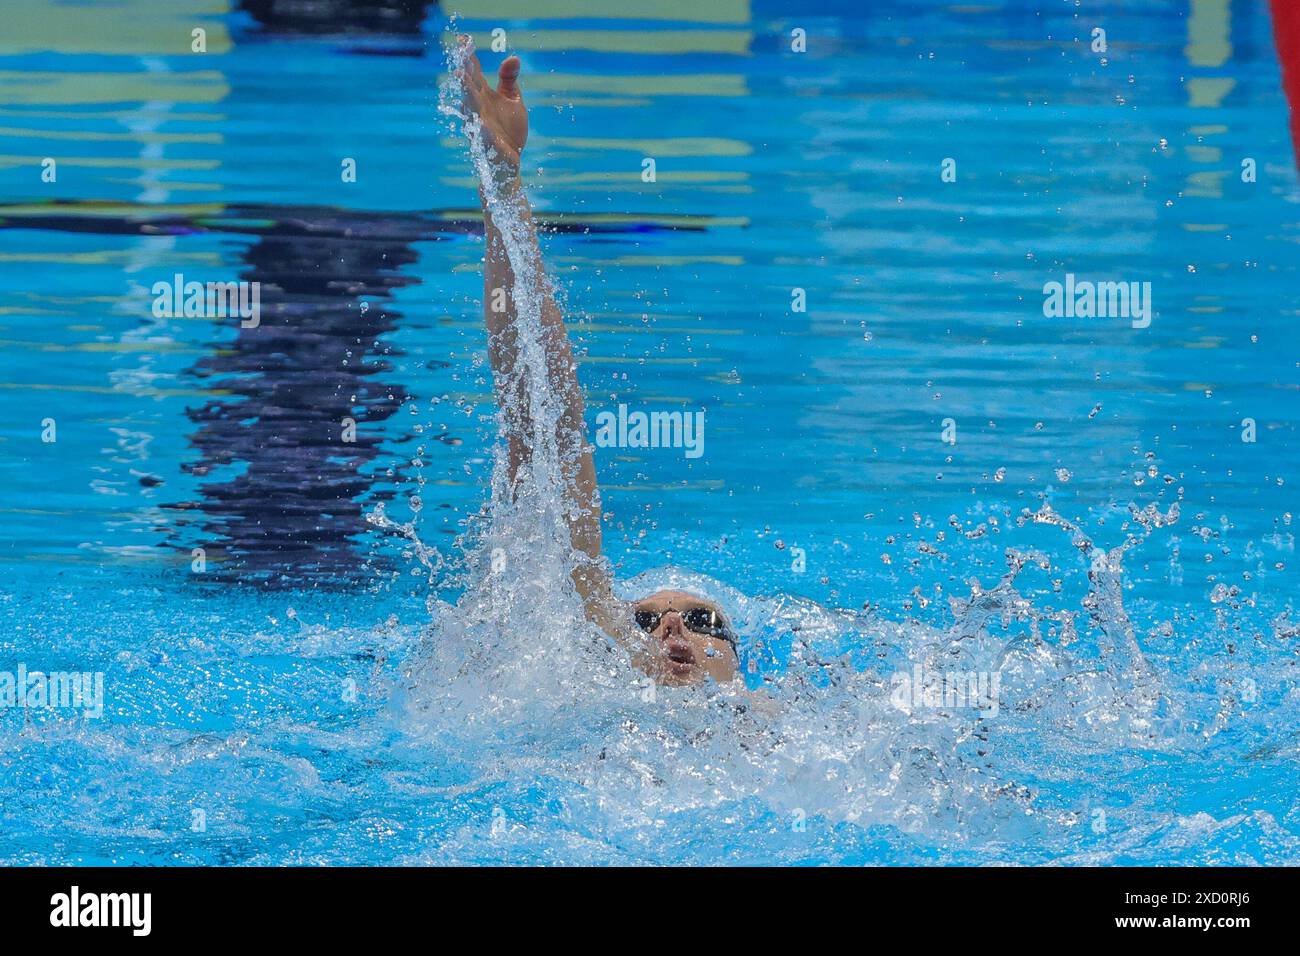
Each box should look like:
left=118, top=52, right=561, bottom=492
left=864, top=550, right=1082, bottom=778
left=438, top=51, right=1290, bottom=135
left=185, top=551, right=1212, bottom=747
left=456, top=36, right=527, bottom=171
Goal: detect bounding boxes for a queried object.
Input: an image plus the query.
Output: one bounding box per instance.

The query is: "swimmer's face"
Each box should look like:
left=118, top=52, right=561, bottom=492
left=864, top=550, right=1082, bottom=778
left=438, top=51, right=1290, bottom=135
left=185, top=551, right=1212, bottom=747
left=632, top=589, right=739, bottom=687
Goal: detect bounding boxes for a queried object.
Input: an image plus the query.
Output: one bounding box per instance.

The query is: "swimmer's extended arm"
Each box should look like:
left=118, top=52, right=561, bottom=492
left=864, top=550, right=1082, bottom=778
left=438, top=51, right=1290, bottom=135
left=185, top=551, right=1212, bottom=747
left=459, top=42, right=631, bottom=643
left=481, top=185, right=617, bottom=619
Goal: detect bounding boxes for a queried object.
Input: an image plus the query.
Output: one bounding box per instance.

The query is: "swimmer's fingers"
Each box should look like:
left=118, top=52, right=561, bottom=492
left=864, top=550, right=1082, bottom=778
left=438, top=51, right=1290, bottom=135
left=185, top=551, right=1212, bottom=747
left=454, top=37, right=525, bottom=166
left=455, top=35, right=490, bottom=111
left=492, top=55, right=527, bottom=157
left=495, top=55, right=522, bottom=100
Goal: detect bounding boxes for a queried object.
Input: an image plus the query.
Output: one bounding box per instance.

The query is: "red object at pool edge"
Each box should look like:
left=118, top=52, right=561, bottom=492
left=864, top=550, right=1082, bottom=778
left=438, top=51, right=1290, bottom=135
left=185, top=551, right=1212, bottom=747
left=1272, top=0, right=1300, bottom=166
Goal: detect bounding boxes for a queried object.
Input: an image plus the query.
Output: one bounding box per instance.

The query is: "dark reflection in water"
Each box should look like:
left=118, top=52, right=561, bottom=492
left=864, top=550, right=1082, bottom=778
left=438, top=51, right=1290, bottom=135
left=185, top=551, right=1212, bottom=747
left=1, top=200, right=682, bottom=587
left=180, top=211, right=424, bottom=586
left=238, top=0, right=438, bottom=37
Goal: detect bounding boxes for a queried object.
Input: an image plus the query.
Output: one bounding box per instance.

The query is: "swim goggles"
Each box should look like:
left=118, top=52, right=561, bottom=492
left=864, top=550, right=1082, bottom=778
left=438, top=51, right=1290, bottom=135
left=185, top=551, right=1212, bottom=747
left=633, top=606, right=737, bottom=650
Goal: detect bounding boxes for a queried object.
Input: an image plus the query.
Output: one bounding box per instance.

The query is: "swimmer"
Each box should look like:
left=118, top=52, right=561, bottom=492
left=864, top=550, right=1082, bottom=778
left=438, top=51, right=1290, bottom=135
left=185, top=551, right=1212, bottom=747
left=456, top=39, right=740, bottom=688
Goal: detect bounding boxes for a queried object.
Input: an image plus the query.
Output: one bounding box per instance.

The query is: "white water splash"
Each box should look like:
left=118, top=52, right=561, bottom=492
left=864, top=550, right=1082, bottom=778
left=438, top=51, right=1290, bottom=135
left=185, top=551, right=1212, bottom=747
left=369, top=40, right=1294, bottom=864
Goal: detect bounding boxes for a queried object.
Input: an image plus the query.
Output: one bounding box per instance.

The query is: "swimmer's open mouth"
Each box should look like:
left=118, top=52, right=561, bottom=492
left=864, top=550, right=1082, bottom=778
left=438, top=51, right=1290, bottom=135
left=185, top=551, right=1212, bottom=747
left=665, top=641, right=696, bottom=672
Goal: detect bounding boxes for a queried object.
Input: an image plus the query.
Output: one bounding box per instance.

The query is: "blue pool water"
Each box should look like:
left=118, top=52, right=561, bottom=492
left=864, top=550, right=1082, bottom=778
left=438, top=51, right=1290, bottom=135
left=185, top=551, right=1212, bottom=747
left=1, top=0, right=1298, bottom=865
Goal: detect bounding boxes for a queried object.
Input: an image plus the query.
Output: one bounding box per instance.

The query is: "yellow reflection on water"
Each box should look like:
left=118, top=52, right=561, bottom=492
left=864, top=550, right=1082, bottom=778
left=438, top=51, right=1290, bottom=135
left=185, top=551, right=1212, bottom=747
left=465, top=29, right=751, bottom=55
left=0, top=200, right=224, bottom=217
left=1186, top=0, right=1231, bottom=67
left=0, top=0, right=231, bottom=56
left=0, top=339, right=202, bottom=354
left=0, top=250, right=222, bottom=266
left=524, top=73, right=748, bottom=97
left=0, top=381, right=223, bottom=398
left=1183, top=1, right=1233, bottom=204
left=0, top=124, right=221, bottom=145
left=546, top=136, right=751, bottom=156
left=453, top=0, right=749, bottom=24
left=0, top=70, right=229, bottom=106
